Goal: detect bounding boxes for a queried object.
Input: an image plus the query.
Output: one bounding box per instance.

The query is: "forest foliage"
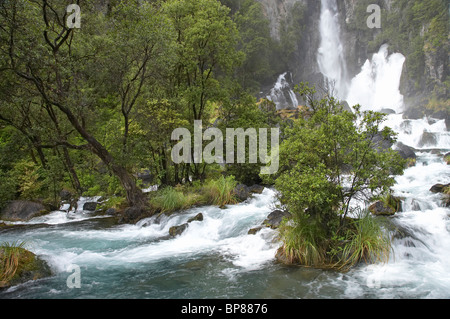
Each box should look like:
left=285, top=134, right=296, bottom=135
left=0, top=0, right=283, bottom=209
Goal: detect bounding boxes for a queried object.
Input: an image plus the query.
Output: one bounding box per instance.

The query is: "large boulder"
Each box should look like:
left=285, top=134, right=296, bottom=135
left=418, top=132, right=438, bottom=148
left=403, top=107, right=424, bottom=120
left=430, top=183, right=450, bottom=194
left=370, top=131, right=395, bottom=151
left=233, top=184, right=250, bottom=201
left=0, top=201, right=48, bottom=222
left=369, top=201, right=396, bottom=216
left=118, top=206, right=152, bottom=224
left=0, top=247, right=52, bottom=289
left=395, top=142, right=416, bottom=160
left=82, top=202, right=98, bottom=211
left=249, top=185, right=265, bottom=194
left=263, top=210, right=292, bottom=229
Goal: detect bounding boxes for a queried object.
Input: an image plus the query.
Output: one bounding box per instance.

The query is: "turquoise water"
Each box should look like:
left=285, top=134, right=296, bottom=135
left=2, top=153, right=450, bottom=300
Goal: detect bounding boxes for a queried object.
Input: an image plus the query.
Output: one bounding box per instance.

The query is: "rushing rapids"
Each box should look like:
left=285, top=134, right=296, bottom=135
left=1, top=0, right=449, bottom=299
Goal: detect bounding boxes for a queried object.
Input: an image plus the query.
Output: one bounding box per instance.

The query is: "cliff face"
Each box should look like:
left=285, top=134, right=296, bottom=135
left=256, top=0, right=322, bottom=86
left=256, top=0, right=449, bottom=106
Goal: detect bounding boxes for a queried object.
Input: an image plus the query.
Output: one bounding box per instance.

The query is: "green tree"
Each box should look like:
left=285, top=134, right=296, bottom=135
left=0, top=0, right=175, bottom=207
left=275, top=84, right=405, bottom=268
left=163, top=0, right=244, bottom=180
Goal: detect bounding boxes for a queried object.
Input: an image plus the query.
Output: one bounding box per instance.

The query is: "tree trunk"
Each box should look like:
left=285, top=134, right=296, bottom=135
left=52, top=101, right=146, bottom=207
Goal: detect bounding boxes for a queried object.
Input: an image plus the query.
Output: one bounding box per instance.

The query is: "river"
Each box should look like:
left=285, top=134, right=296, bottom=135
left=1, top=0, right=449, bottom=300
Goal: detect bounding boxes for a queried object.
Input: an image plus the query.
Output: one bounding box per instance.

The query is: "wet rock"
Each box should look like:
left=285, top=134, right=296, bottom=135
left=105, top=208, right=118, bottom=216
left=119, top=206, right=152, bottom=224
left=369, top=201, right=396, bottom=216
left=0, top=247, right=52, bottom=289
left=380, top=108, right=396, bottom=115
left=372, top=132, right=395, bottom=151
left=0, top=201, right=48, bottom=222
left=82, top=202, right=98, bottom=211
left=249, top=184, right=265, bottom=194
left=248, top=226, right=264, bottom=235
left=233, top=184, right=250, bottom=201
left=430, top=183, right=450, bottom=194
left=187, top=213, right=203, bottom=223
left=395, top=142, right=416, bottom=161
left=263, top=210, right=292, bottom=229
left=403, top=107, right=424, bottom=120
left=444, top=152, right=450, bottom=165
left=418, top=132, right=437, bottom=148
left=169, top=223, right=188, bottom=237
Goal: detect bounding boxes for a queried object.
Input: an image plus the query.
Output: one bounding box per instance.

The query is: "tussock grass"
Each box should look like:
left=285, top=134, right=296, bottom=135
left=0, top=241, right=27, bottom=286
left=333, top=211, right=392, bottom=271
left=277, top=210, right=392, bottom=271
left=277, top=216, right=327, bottom=267
left=149, top=176, right=238, bottom=214
left=149, top=187, right=200, bottom=214
left=202, top=176, right=237, bottom=207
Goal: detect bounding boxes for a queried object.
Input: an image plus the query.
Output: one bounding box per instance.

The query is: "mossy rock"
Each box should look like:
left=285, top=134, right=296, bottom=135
left=369, top=201, right=397, bottom=216
left=444, top=152, right=450, bottom=165
left=0, top=247, right=52, bottom=289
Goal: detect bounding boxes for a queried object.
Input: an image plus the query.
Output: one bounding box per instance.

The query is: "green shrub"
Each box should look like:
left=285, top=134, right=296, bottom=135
left=331, top=210, right=392, bottom=271
left=149, top=186, right=205, bottom=214
left=202, top=176, right=238, bottom=207
left=0, top=241, right=26, bottom=286
left=277, top=215, right=327, bottom=266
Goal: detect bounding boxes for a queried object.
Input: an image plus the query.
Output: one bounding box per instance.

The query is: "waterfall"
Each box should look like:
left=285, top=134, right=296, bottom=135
left=346, top=44, right=406, bottom=113
left=267, top=72, right=299, bottom=110
left=317, top=0, right=348, bottom=99
left=315, top=0, right=450, bottom=297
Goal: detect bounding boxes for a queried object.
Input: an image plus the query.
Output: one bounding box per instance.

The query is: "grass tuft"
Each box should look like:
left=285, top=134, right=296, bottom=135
left=0, top=241, right=27, bottom=286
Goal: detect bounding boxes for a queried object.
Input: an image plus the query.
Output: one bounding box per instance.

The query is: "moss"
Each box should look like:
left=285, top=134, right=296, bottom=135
left=445, top=155, right=450, bottom=165
left=405, top=158, right=417, bottom=168
left=0, top=245, right=52, bottom=289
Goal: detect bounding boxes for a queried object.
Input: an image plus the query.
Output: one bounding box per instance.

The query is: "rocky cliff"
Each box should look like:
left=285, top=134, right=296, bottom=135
left=256, top=0, right=449, bottom=109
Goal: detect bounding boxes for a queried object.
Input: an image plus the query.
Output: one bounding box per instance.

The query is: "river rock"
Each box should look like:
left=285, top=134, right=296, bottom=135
left=233, top=184, right=250, bottom=201
left=372, top=132, right=395, bottom=151
left=249, top=184, right=265, bottom=194
left=169, top=223, right=188, bottom=237
left=119, top=206, right=152, bottom=224
left=0, top=247, right=52, bottom=289
left=187, top=213, right=203, bottom=223
left=82, top=202, right=98, bottom=211
left=0, top=201, right=48, bottom=222
left=395, top=142, right=416, bottom=160
left=430, top=183, right=450, bottom=193
left=380, top=108, right=396, bottom=115
left=418, top=132, right=437, bottom=148
left=263, top=210, right=292, bottom=229
left=403, top=107, right=424, bottom=120
left=105, top=208, right=118, bottom=216
left=369, top=201, right=396, bottom=216
left=248, top=226, right=264, bottom=235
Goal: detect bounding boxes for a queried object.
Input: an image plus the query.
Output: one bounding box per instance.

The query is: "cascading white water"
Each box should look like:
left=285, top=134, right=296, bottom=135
left=317, top=0, right=348, bottom=99
left=346, top=44, right=406, bottom=113
left=267, top=72, right=299, bottom=110
left=315, top=0, right=450, bottom=298
left=1, top=1, right=449, bottom=300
